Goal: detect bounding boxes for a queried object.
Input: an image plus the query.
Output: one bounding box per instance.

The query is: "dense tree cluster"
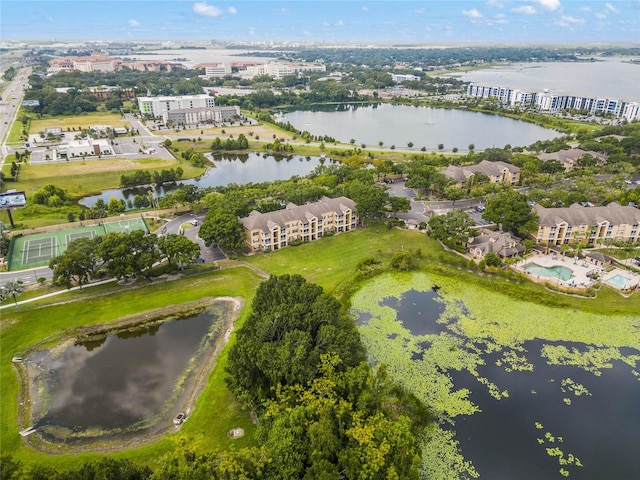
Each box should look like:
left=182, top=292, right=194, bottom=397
left=428, top=209, right=475, bottom=250
left=49, top=231, right=200, bottom=287
left=119, top=168, right=183, bottom=188
left=289, top=46, right=640, bottom=68
left=225, top=274, right=428, bottom=478
left=210, top=133, right=249, bottom=151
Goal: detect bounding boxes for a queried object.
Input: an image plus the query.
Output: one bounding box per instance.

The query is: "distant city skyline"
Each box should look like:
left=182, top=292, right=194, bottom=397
left=1, top=1, right=639, bottom=45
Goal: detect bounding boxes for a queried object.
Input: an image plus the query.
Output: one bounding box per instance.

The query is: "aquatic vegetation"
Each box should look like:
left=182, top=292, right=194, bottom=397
left=351, top=272, right=639, bottom=479
left=561, top=378, right=591, bottom=397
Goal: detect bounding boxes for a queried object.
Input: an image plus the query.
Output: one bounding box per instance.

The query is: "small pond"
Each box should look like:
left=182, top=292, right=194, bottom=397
left=79, top=153, right=335, bottom=208
left=351, top=273, right=640, bottom=479
left=23, top=301, right=233, bottom=449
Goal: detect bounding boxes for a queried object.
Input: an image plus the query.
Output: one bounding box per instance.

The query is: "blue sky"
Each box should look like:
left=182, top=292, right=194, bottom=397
left=1, top=1, right=639, bottom=44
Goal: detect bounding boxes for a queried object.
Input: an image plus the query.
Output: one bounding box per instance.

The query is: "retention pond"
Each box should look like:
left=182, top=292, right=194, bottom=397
left=19, top=298, right=239, bottom=452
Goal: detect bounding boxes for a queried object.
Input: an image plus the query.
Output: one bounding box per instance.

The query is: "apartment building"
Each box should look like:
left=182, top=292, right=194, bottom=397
left=466, top=84, right=640, bottom=121
left=534, top=203, right=640, bottom=246
left=241, top=62, right=326, bottom=79
left=137, top=94, right=216, bottom=117
left=162, top=106, right=240, bottom=126
left=240, top=196, right=358, bottom=252
left=442, top=160, right=521, bottom=188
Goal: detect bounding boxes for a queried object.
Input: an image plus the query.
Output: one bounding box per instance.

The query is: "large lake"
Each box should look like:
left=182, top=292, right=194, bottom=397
left=446, top=57, right=640, bottom=102
left=279, top=103, right=560, bottom=150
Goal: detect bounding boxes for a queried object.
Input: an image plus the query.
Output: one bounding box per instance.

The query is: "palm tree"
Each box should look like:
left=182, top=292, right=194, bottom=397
left=2, top=280, right=23, bottom=306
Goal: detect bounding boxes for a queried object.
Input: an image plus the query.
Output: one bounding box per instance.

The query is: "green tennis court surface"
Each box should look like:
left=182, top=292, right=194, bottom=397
left=9, top=217, right=149, bottom=271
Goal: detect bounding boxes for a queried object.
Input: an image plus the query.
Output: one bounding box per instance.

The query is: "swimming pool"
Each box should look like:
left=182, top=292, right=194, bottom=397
left=524, top=263, right=573, bottom=281
left=607, top=274, right=632, bottom=289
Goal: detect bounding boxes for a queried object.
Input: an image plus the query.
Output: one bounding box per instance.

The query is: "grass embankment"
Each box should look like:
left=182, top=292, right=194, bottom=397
left=0, top=266, right=262, bottom=471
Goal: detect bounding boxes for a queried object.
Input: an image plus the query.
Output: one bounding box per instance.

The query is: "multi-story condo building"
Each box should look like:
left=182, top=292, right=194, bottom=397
left=466, top=84, right=640, bottom=121
left=390, top=73, right=420, bottom=83
left=239, top=196, right=358, bottom=252
left=534, top=203, right=640, bottom=245
left=241, top=62, right=326, bottom=79
left=137, top=94, right=216, bottom=118
left=442, top=160, right=521, bottom=188
left=162, top=106, right=240, bottom=126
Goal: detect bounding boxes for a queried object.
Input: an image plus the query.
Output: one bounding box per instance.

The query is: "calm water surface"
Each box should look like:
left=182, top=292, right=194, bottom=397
left=280, top=103, right=560, bottom=150
left=446, top=58, right=640, bottom=102
left=30, top=311, right=214, bottom=432
left=80, top=153, right=333, bottom=207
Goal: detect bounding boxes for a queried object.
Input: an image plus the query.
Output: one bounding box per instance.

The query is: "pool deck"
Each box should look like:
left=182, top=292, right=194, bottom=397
left=517, top=254, right=597, bottom=288
left=603, top=268, right=640, bottom=290
left=517, top=253, right=640, bottom=291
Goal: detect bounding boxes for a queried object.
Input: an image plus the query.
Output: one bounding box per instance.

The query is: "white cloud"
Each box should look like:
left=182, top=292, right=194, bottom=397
left=463, top=8, right=483, bottom=19
left=128, top=19, right=140, bottom=27
left=415, top=8, right=426, bottom=14
left=44, top=15, right=54, bottom=22
left=227, top=6, right=237, bottom=15
left=555, top=15, right=586, bottom=26
left=362, top=6, right=369, bottom=12
left=579, top=6, right=591, bottom=12
left=336, top=20, right=344, bottom=26
left=279, top=7, right=290, bottom=14
left=492, top=13, right=509, bottom=24
left=193, top=2, right=223, bottom=17
left=512, top=5, right=537, bottom=14
left=534, top=0, right=561, bottom=11
left=595, top=12, right=607, bottom=19
left=605, top=3, right=620, bottom=14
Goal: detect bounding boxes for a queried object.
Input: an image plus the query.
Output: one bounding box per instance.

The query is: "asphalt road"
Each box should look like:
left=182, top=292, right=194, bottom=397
left=0, top=66, right=30, bottom=168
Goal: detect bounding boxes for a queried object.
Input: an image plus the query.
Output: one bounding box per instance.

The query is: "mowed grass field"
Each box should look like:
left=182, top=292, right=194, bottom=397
left=10, top=157, right=205, bottom=198
left=29, top=113, right=130, bottom=133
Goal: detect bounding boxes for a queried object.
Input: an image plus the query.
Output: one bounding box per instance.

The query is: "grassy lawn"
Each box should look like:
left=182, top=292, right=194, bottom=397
left=28, top=113, right=130, bottom=133
left=6, top=115, right=27, bottom=144
left=8, top=157, right=205, bottom=198
left=0, top=266, right=262, bottom=471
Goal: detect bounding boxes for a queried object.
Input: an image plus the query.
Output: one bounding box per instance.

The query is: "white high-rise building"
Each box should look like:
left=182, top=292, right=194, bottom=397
left=137, top=94, right=215, bottom=117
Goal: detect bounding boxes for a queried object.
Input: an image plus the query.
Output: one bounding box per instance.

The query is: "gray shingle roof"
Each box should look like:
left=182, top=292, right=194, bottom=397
left=535, top=203, right=640, bottom=227
left=443, top=160, right=520, bottom=182
left=240, top=196, right=356, bottom=232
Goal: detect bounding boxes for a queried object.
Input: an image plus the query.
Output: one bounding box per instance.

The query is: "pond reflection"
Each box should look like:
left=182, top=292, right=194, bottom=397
left=28, top=310, right=217, bottom=438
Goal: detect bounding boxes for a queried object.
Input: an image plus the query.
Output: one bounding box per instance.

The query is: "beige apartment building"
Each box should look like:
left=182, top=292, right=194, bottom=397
left=240, top=196, right=357, bottom=252
left=443, top=160, right=521, bottom=188
left=534, top=203, right=640, bottom=246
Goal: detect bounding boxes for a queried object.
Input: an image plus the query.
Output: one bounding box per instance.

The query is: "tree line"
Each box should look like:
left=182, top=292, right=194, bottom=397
left=49, top=230, right=200, bottom=288
left=119, top=167, right=184, bottom=188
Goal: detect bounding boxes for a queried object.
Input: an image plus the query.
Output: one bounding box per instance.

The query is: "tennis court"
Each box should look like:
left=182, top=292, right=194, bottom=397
left=8, top=217, right=149, bottom=271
